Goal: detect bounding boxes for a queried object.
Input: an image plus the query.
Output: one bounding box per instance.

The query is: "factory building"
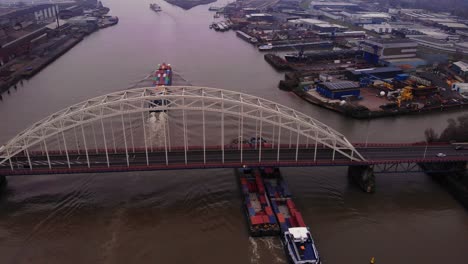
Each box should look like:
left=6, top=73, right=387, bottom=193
left=288, top=18, right=347, bottom=33
left=316, top=81, right=360, bottom=100
left=360, top=38, right=418, bottom=64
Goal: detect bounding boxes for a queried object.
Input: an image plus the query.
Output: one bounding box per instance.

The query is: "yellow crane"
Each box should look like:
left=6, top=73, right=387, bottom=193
left=397, top=86, right=413, bottom=107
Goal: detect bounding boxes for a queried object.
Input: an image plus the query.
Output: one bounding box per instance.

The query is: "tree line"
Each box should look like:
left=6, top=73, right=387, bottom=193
left=425, top=114, right=468, bottom=142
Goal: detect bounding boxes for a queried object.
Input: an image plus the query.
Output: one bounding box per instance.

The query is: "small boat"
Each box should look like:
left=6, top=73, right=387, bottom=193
left=220, top=22, right=229, bottom=30
left=214, top=13, right=220, bottom=18
left=208, top=6, right=220, bottom=11
left=258, top=43, right=273, bottom=51
left=150, top=3, right=161, bottom=12
left=283, top=227, right=321, bottom=264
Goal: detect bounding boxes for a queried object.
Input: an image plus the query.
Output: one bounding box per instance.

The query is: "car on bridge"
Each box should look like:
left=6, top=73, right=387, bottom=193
left=249, top=137, right=272, bottom=148
left=436, top=153, right=447, bottom=157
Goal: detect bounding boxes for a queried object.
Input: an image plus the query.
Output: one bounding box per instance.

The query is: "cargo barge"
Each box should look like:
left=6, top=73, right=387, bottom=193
left=150, top=63, right=172, bottom=113
left=261, top=167, right=321, bottom=264
left=153, top=63, right=172, bottom=86
left=237, top=167, right=281, bottom=237
left=236, top=30, right=258, bottom=44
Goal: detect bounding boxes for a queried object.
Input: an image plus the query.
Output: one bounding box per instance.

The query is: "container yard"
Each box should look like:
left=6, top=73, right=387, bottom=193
left=207, top=0, right=468, bottom=119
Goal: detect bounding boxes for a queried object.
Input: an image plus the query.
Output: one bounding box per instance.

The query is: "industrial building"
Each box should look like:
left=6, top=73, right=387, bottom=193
left=347, top=67, right=404, bottom=81
left=452, top=61, right=468, bottom=81
left=288, top=18, right=347, bottom=33
left=245, top=13, right=275, bottom=22
left=452, top=83, right=468, bottom=98
left=363, top=23, right=393, bottom=34
left=360, top=38, right=418, bottom=64
left=309, top=1, right=359, bottom=10
left=341, top=12, right=391, bottom=25
left=316, top=81, right=360, bottom=100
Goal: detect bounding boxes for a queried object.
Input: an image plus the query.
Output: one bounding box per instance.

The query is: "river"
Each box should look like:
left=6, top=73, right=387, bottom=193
left=0, top=0, right=467, bottom=263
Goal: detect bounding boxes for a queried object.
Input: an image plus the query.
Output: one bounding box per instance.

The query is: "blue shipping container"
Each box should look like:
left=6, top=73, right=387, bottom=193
left=249, top=207, right=256, bottom=216
left=272, top=202, right=279, bottom=213
left=269, top=215, right=276, bottom=224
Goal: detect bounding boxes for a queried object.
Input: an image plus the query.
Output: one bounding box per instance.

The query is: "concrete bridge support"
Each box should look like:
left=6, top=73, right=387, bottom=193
left=348, top=165, right=375, bottom=193
left=0, top=175, right=6, bottom=195
left=420, top=162, right=468, bottom=208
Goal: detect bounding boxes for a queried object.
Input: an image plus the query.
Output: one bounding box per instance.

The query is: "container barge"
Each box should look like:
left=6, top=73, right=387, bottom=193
left=150, top=63, right=172, bottom=113
left=153, top=63, right=172, bottom=86
left=237, top=167, right=281, bottom=237
left=261, top=167, right=321, bottom=264
left=236, top=30, right=258, bottom=44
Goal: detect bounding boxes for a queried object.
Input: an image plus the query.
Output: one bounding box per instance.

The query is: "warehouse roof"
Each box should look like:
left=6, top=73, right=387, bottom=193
left=351, top=67, right=403, bottom=75
left=321, top=81, right=359, bottom=91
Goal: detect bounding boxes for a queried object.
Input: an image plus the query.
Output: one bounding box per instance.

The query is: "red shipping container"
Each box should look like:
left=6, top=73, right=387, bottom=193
left=290, top=209, right=297, bottom=217
left=262, top=215, right=270, bottom=223
left=258, top=187, right=265, bottom=195
left=277, top=213, right=286, bottom=223
left=287, top=199, right=296, bottom=210
left=250, top=215, right=264, bottom=225
left=289, top=216, right=298, bottom=227
left=256, top=178, right=264, bottom=189
left=240, top=178, right=247, bottom=184
left=265, top=206, right=273, bottom=215
left=259, top=195, right=267, bottom=204
left=295, top=212, right=306, bottom=227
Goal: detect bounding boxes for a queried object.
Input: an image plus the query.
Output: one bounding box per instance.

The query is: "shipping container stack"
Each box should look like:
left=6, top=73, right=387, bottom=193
left=238, top=168, right=280, bottom=237
left=261, top=167, right=307, bottom=234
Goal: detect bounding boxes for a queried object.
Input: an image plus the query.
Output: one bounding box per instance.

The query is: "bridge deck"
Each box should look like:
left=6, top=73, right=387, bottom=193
left=1, top=144, right=467, bottom=176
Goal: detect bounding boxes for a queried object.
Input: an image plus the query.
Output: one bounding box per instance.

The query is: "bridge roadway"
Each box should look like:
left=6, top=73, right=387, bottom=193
left=1, top=143, right=467, bottom=176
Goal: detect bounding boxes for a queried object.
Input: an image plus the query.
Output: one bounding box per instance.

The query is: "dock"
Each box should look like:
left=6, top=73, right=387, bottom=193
left=258, top=41, right=333, bottom=51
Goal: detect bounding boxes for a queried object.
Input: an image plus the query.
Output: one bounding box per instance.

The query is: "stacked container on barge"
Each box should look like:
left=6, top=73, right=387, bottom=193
left=153, top=63, right=172, bottom=86
left=149, top=63, right=172, bottom=113
left=237, top=167, right=280, bottom=237
left=261, top=167, right=321, bottom=264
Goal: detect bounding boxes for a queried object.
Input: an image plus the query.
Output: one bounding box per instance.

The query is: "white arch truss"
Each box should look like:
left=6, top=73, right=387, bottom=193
left=0, top=86, right=364, bottom=168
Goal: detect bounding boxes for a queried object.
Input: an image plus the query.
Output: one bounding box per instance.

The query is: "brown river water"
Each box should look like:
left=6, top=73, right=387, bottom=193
left=0, top=0, right=467, bottom=263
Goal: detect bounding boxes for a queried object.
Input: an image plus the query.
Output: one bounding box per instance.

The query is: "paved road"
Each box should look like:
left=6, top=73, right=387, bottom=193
left=1, top=144, right=467, bottom=175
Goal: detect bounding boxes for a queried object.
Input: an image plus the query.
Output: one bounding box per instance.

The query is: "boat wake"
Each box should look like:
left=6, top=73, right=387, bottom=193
left=147, top=112, right=169, bottom=147
left=249, top=237, right=260, bottom=263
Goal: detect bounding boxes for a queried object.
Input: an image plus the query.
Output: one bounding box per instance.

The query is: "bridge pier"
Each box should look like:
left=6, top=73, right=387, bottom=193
left=348, top=165, right=375, bottom=193
left=0, top=175, right=6, bottom=194
left=420, top=162, right=468, bottom=208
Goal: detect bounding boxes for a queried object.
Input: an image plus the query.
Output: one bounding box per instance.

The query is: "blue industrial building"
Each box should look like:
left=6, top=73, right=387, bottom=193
left=316, top=81, right=360, bottom=100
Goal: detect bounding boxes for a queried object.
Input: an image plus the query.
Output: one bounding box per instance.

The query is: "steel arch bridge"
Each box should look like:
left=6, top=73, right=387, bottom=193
left=0, top=86, right=365, bottom=174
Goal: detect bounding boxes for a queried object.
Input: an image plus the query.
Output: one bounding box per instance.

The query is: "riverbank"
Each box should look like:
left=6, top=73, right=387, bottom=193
left=0, top=16, right=118, bottom=96
left=164, top=0, right=217, bottom=10
left=292, top=88, right=468, bottom=119
left=0, top=36, right=83, bottom=96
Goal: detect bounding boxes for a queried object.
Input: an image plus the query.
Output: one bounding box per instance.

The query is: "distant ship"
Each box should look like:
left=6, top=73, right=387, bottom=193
left=208, top=6, right=221, bottom=11
left=150, top=3, right=162, bottom=12
left=150, top=63, right=172, bottom=113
